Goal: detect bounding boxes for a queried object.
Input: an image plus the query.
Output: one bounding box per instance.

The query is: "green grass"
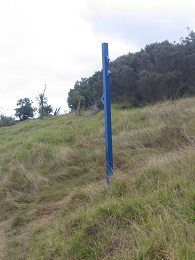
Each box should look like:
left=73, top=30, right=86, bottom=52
left=0, top=97, right=195, bottom=259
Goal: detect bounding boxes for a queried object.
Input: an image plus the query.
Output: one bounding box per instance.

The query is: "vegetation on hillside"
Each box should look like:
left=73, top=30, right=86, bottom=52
left=0, top=97, right=194, bottom=259
left=0, top=85, right=59, bottom=124
left=68, top=29, right=195, bottom=110
left=0, top=115, right=15, bottom=127
left=14, top=97, right=37, bottom=121
left=36, top=85, right=54, bottom=119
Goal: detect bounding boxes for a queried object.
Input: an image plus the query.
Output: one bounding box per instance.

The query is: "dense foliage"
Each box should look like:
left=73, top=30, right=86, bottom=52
left=68, top=29, right=195, bottom=109
left=15, top=97, right=36, bottom=121
left=67, top=73, right=100, bottom=110
left=13, top=89, right=54, bottom=123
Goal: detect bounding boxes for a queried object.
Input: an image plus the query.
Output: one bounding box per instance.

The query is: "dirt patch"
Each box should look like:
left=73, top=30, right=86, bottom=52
left=30, top=193, right=72, bottom=217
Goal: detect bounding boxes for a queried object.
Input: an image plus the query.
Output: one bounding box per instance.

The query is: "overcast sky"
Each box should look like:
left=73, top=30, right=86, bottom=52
left=1, top=0, right=195, bottom=116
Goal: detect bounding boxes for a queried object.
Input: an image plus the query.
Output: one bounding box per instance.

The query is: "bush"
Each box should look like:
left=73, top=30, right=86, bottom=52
left=0, top=114, right=15, bottom=127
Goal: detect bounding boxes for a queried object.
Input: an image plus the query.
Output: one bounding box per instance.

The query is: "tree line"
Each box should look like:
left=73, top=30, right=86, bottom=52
left=68, top=29, right=195, bottom=110
left=0, top=86, right=60, bottom=127
left=1, top=29, right=195, bottom=126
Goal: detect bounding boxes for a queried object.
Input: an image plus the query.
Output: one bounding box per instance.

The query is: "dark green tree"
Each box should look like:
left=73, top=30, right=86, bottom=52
left=67, top=73, right=99, bottom=111
left=15, top=98, right=36, bottom=121
left=68, top=30, right=195, bottom=109
left=41, top=105, right=53, bottom=116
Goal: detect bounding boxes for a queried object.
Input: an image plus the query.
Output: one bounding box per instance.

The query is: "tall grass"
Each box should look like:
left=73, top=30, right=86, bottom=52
left=0, top=97, right=195, bottom=259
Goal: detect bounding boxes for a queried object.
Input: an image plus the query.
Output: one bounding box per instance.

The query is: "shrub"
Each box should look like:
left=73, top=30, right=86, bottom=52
left=0, top=114, right=15, bottom=127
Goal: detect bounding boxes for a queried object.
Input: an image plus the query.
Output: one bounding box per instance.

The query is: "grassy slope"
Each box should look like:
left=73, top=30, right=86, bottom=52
left=0, top=97, right=195, bottom=259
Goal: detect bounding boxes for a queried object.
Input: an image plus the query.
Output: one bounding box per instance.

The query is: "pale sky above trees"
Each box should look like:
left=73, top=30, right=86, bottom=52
left=1, top=0, right=195, bottom=116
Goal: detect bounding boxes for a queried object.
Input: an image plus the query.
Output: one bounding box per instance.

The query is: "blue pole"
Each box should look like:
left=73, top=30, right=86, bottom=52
left=101, top=43, right=113, bottom=185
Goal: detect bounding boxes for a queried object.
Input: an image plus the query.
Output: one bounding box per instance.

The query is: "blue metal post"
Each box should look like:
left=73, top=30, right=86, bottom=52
left=101, top=43, right=113, bottom=185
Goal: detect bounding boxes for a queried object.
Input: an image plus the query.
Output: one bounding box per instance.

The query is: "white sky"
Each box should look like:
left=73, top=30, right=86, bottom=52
left=1, top=0, right=195, bottom=116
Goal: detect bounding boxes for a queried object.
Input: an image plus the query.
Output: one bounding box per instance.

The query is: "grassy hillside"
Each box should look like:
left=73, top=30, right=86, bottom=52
left=0, top=97, right=195, bottom=259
